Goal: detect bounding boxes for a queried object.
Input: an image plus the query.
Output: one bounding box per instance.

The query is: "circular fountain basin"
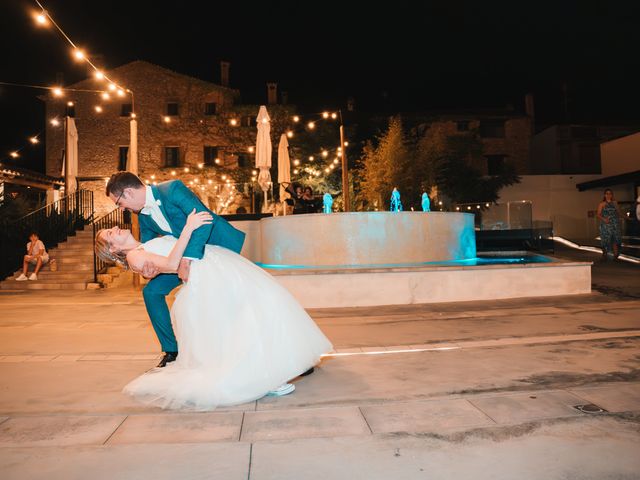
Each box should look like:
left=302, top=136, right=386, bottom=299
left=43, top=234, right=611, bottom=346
left=259, top=211, right=476, bottom=267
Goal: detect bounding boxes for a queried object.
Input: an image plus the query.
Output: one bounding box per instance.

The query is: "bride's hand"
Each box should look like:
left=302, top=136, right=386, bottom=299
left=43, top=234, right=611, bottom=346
left=185, top=209, right=213, bottom=232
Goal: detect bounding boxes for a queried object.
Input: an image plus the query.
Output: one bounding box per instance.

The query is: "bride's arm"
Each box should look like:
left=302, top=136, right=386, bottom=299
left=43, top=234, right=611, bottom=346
left=127, top=210, right=212, bottom=274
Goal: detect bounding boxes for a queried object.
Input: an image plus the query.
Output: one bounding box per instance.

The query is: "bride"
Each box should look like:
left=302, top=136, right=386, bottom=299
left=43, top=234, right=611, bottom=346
left=95, top=210, right=333, bottom=410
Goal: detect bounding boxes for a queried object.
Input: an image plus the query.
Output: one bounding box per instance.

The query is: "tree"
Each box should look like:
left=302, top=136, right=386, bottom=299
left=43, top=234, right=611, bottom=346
left=357, top=116, right=411, bottom=210
left=415, top=125, right=520, bottom=207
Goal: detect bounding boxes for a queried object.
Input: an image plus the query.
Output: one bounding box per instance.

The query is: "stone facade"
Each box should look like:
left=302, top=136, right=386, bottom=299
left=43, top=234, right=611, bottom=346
left=413, top=113, right=532, bottom=175
left=43, top=61, right=295, bottom=216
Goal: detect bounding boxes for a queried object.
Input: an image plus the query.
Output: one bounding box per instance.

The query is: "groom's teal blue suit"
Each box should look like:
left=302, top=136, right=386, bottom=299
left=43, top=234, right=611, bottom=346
left=140, top=180, right=245, bottom=353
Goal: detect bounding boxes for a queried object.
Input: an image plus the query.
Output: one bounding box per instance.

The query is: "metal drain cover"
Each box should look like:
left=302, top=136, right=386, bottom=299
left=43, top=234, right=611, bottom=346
left=574, top=403, right=607, bottom=414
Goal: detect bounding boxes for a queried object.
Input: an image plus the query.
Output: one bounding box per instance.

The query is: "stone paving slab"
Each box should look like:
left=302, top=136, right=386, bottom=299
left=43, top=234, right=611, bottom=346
left=0, top=443, right=250, bottom=480
left=240, top=406, right=371, bottom=443
left=569, top=382, right=640, bottom=413
left=360, top=398, right=494, bottom=433
left=108, top=412, right=243, bottom=444
left=248, top=417, right=640, bottom=480
left=467, top=391, right=584, bottom=424
left=0, top=415, right=125, bottom=447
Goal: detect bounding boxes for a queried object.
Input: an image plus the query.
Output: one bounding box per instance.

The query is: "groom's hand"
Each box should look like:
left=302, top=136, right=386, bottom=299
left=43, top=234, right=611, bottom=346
left=178, top=258, right=191, bottom=282
left=140, top=261, right=160, bottom=279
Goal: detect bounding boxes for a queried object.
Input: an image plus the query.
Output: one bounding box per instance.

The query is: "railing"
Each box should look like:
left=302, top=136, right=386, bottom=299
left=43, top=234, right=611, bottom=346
left=0, top=190, right=94, bottom=281
left=92, top=209, right=131, bottom=282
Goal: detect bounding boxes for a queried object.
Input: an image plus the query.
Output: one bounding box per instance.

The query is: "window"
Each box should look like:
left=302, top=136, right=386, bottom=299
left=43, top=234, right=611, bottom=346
left=120, top=104, right=132, bottom=117
left=164, top=147, right=180, bottom=168
left=242, top=115, right=256, bottom=127
left=204, top=102, right=217, bottom=115
left=166, top=102, right=179, bottom=116
left=118, top=146, right=129, bottom=171
left=486, top=155, right=507, bottom=175
left=204, top=146, right=219, bottom=165
left=480, top=121, right=506, bottom=138
left=456, top=121, right=470, bottom=132
left=237, top=153, right=250, bottom=168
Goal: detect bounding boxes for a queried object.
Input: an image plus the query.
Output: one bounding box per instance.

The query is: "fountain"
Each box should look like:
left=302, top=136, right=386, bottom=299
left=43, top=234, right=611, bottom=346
left=230, top=210, right=591, bottom=308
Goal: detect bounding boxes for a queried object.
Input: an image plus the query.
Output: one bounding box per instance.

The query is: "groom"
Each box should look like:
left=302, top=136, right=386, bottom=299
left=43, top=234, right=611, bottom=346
left=106, top=172, right=246, bottom=367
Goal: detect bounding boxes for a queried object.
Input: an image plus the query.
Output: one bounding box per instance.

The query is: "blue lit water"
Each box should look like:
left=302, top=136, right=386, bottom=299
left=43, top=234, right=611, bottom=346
left=258, top=254, right=553, bottom=270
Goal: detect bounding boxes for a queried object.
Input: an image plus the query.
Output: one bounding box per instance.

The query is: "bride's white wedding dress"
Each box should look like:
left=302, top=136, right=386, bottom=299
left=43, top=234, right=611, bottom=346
left=123, top=236, right=333, bottom=410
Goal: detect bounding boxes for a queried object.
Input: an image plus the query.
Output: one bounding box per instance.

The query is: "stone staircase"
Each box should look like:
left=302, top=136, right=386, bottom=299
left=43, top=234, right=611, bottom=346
left=0, top=230, right=96, bottom=291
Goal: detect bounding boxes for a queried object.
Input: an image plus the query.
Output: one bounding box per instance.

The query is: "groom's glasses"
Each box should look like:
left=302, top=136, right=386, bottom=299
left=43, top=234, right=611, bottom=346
left=114, top=191, right=125, bottom=208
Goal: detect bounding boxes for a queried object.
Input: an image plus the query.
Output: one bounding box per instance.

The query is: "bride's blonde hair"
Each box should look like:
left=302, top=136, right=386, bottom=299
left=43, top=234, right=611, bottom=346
left=95, top=229, right=130, bottom=269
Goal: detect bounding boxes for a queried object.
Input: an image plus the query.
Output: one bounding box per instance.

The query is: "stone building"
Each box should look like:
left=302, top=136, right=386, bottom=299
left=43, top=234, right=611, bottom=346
left=42, top=61, right=295, bottom=215
left=410, top=109, right=533, bottom=175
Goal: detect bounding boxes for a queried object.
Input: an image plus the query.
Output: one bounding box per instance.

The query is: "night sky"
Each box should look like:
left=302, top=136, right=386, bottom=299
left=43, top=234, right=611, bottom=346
left=1, top=0, right=639, bottom=172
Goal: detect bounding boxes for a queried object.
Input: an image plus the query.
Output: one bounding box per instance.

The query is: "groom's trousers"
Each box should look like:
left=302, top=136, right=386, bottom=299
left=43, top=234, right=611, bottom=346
left=143, top=273, right=181, bottom=353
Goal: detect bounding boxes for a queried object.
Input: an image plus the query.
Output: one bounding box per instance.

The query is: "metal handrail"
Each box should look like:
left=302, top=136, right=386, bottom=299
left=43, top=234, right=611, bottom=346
left=0, top=190, right=94, bottom=280
left=92, top=209, right=131, bottom=282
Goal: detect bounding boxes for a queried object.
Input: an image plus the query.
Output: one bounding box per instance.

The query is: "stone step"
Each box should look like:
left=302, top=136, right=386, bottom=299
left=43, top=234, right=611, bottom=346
left=55, top=257, right=94, bottom=265
left=48, top=251, right=94, bottom=259
left=16, top=272, right=94, bottom=281
left=0, top=281, right=87, bottom=290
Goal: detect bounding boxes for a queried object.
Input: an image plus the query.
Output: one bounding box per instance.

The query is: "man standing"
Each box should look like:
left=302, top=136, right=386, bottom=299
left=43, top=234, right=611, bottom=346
left=106, top=172, right=245, bottom=367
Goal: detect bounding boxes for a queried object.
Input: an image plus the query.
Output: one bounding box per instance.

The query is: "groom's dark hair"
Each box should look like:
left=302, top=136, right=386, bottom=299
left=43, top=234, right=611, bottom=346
left=106, top=172, right=144, bottom=197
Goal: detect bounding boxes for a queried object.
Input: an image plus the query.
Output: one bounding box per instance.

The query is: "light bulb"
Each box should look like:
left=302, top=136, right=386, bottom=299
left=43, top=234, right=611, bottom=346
left=73, top=49, right=85, bottom=60
left=94, top=71, right=104, bottom=80
left=52, top=87, right=63, bottom=97
left=10, top=151, right=19, bottom=158
left=94, top=105, right=103, bottom=113
left=108, top=84, right=117, bottom=92
left=101, top=92, right=110, bottom=100
left=293, top=116, right=300, bottom=122
left=29, top=137, right=39, bottom=144
left=322, top=112, right=329, bottom=118
left=307, top=122, right=315, bottom=129
left=286, top=131, right=293, bottom=138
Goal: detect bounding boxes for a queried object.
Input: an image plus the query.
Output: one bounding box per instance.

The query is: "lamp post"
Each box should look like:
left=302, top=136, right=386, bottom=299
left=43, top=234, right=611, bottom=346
left=339, top=110, right=350, bottom=212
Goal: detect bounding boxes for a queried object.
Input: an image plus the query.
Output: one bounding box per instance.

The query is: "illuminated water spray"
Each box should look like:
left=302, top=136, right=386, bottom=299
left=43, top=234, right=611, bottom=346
left=421, top=192, right=431, bottom=212
left=323, top=193, right=333, bottom=213
left=390, top=188, right=402, bottom=212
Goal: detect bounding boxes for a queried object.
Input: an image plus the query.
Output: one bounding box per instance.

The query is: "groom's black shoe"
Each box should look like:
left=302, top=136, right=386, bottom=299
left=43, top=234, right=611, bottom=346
left=157, top=352, right=178, bottom=368
left=300, top=367, right=314, bottom=377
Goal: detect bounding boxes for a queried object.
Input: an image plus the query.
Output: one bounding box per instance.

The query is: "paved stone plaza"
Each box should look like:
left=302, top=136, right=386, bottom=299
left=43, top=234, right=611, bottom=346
left=0, top=245, right=639, bottom=479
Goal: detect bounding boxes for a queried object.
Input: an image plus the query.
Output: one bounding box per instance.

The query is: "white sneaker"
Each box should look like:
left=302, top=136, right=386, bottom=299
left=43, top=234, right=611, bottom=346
left=28, top=273, right=38, bottom=281
left=266, top=383, right=295, bottom=396
left=16, top=274, right=28, bottom=281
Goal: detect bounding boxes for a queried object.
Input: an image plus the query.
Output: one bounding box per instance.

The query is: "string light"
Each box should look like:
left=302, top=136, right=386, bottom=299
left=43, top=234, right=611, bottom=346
left=183, top=167, right=190, bottom=173
left=286, top=131, right=294, bottom=138
left=66, top=101, right=74, bottom=107
left=248, top=146, right=254, bottom=153
left=101, top=92, right=110, bottom=100
left=52, top=87, right=63, bottom=97
left=230, top=119, right=238, bottom=126
left=31, top=1, right=135, bottom=115
left=171, top=170, right=176, bottom=176
left=293, top=116, right=300, bottom=122
left=29, top=137, right=39, bottom=144
left=163, top=116, right=171, bottom=123
left=307, top=122, right=315, bottom=129
left=10, top=152, right=19, bottom=158
left=94, top=105, right=103, bottom=113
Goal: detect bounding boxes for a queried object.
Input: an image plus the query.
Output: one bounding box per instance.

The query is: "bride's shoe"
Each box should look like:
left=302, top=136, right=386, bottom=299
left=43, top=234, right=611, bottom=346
left=266, top=383, right=295, bottom=396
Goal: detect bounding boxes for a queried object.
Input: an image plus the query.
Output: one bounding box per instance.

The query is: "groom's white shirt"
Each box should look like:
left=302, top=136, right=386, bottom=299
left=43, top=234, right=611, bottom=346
left=141, top=186, right=172, bottom=234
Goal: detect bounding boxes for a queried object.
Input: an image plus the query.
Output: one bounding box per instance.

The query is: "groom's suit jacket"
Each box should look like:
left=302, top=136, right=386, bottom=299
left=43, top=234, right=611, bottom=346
left=139, top=180, right=245, bottom=259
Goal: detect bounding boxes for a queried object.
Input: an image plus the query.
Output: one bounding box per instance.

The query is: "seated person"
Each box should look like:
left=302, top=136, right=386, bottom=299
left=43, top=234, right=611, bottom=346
left=285, top=183, right=306, bottom=214
left=16, top=232, right=49, bottom=281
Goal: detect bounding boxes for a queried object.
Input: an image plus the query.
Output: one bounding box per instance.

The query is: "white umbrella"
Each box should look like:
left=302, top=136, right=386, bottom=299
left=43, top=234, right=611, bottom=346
left=277, top=134, right=291, bottom=215
left=255, top=106, right=272, bottom=212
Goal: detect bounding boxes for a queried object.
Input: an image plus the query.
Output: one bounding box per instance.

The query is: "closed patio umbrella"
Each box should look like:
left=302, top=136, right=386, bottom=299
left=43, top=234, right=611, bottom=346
left=255, top=106, right=272, bottom=212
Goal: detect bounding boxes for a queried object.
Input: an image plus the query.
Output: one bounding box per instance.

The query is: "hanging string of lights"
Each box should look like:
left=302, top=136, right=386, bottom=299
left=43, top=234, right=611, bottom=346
left=31, top=1, right=135, bottom=112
